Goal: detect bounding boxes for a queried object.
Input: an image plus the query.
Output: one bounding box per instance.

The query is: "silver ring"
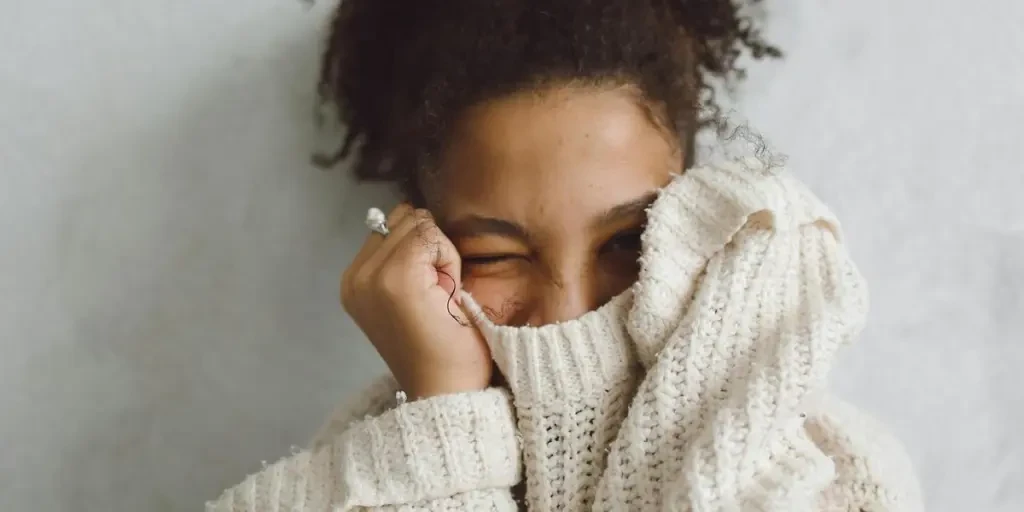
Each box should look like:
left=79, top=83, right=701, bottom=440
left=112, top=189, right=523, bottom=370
left=365, top=207, right=389, bottom=236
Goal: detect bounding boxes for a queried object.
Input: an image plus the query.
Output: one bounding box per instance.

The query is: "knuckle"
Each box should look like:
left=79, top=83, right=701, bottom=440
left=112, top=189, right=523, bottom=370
left=414, top=219, right=437, bottom=235
left=414, top=217, right=442, bottom=239
left=340, top=285, right=356, bottom=311
left=377, top=267, right=406, bottom=297
left=387, top=203, right=413, bottom=223
left=340, top=269, right=365, bottom=306
left=340, top=267, right=356, bottom=293
left=340, top=291, right=355, bottom=312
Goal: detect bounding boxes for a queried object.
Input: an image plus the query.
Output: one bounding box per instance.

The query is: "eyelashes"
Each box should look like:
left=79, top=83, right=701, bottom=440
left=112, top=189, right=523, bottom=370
left=459, top=225, right=645, bottom=282
left=463, top=254, right=522, bottom=266
left=463, top=228, right=644, bottom=262
left=601, top=229, right=644, bottom=254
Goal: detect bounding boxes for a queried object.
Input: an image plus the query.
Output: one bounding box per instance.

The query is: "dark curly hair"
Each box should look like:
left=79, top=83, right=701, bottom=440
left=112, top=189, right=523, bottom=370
left=315, top=0, right=780, bottom=204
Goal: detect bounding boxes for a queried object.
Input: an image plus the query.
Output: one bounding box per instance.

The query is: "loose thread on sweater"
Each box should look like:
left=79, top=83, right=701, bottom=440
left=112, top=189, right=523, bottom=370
left=437, top=270, right=469, bottom=326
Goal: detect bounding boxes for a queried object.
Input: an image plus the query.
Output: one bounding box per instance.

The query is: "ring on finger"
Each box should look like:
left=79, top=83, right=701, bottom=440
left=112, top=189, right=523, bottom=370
left=365, top=207, right=390, bottom=237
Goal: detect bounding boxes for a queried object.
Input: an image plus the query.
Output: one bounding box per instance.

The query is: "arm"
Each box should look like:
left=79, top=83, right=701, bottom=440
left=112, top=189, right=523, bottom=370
left=662, top=222, right=858, bottom=510
left=207, top=200, right=526, bottom=511
left=206, top=387, right=521, bottom=511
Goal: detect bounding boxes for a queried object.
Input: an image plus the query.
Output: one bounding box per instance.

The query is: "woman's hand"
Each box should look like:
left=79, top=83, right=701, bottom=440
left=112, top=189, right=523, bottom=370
left=341, top=204, right=492, bottom=400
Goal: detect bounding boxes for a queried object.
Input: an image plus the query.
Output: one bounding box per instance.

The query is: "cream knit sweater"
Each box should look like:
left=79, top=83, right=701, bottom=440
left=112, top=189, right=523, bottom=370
left=207, top=158, right=923, bottom=511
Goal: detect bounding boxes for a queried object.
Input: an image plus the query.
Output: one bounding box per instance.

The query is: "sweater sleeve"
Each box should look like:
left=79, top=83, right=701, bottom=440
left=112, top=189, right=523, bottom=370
left=205, top=388, right=522, bottom=511
left=662, top=223, right=860, bottom=511
left=595, top=160, right=870, bottom=511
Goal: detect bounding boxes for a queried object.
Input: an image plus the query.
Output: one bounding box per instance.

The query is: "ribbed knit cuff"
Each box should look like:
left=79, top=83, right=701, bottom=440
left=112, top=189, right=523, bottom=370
left=338, top=387, right=521, bottom=508
left=629, top=158, right=840, bottom=368
left=463, top=292, right=637, bottom=405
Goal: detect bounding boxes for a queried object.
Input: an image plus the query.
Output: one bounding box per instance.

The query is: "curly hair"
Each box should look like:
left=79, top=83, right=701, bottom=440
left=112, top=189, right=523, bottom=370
left=315, top=0, right=780, bottom=203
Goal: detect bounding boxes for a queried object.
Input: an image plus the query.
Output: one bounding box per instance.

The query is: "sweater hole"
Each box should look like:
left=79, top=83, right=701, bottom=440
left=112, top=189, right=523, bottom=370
left=747, top=210, right=775, bottom=230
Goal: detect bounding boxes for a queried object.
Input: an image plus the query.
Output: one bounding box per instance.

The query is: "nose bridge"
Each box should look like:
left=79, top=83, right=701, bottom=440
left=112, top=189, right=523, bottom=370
left=530, top=266, right=598, bottom=325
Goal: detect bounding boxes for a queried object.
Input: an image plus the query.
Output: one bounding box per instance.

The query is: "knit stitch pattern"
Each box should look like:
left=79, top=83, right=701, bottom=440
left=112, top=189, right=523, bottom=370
left=207, top=158, right=922, bottom=511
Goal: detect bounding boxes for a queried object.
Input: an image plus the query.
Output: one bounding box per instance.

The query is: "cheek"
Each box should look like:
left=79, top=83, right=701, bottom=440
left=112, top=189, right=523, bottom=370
left=462, top=276, right=530, bottom=325
left=463, top=258, right=639, bottom=326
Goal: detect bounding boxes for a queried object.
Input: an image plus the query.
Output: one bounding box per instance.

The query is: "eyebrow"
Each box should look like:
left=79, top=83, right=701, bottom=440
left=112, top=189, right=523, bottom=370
left=443, top=215, right=530, bottom=241
left=443, top=191, right=659, bottom=241
left=592, top=191, right=658, bottom=229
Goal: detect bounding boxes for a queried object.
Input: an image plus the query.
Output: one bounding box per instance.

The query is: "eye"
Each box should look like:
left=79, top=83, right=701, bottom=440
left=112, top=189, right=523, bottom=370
left=601, top=229, right=643, bottom=255
left=462, top=254, right=519, bottom=266
left=460, top=254, right=529, bottom=277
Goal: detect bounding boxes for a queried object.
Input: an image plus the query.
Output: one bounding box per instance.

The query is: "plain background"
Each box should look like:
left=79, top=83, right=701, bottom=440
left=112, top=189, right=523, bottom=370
left=1, top=0, right=1021, bottom=510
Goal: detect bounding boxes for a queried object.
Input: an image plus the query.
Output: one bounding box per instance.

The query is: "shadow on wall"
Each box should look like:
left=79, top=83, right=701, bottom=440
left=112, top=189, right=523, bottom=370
left=46, top=14, right=391, bottom=512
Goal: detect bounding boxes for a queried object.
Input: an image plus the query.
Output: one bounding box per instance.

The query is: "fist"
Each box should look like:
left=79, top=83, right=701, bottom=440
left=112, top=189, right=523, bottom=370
left=341, top=204, right=492, bottom=399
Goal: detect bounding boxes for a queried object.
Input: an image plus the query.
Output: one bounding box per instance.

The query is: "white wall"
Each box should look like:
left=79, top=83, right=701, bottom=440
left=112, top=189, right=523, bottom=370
left=1, top=1, right=1020, bottom=511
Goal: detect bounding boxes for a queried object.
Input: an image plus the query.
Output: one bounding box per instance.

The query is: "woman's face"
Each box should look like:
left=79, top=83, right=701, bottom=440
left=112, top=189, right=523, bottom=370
left=433, top=86, right=680, bottom=326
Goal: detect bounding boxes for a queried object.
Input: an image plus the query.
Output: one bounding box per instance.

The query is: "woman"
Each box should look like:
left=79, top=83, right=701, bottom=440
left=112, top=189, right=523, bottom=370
left=208, top=0, right=922, bottom=510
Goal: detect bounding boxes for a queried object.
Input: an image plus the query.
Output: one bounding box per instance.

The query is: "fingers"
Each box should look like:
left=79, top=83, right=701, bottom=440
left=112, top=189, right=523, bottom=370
left=420, top=222, right=462, bottom=289
left=348, top=203, right=412, bottom=270
left=345, top=204, right=462, bottom=299
left=343, top=203, right=414, bottom=305
left=387, top=211, right=462, bottom=290
left=378, top=207, right=435, bottom=262
left=409, top=222, right=468, bottom=326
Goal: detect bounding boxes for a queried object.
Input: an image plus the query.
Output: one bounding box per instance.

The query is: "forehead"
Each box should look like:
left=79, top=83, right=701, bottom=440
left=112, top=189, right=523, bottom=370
left=432, top=86, right=679, bottom=230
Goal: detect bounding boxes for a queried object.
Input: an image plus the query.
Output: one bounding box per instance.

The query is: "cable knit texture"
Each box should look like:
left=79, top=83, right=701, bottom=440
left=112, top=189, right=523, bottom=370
left=206, top=158, right=923, bottom=511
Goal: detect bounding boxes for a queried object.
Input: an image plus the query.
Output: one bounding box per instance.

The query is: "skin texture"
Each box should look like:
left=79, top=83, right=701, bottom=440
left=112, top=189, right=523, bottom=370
left=433, top=85, right=680, bottom=326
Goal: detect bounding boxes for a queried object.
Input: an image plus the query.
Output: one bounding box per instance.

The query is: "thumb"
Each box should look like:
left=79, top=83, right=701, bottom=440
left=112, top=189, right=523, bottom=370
left=430, top=233, right=462, bottom=294
left=408, top=218, right=461, bottom=291
left=430, top=230, right=462, bottom=286
left=453, top=289, right=491, bottom=329
left=427, top=233, right=473, bottom=327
